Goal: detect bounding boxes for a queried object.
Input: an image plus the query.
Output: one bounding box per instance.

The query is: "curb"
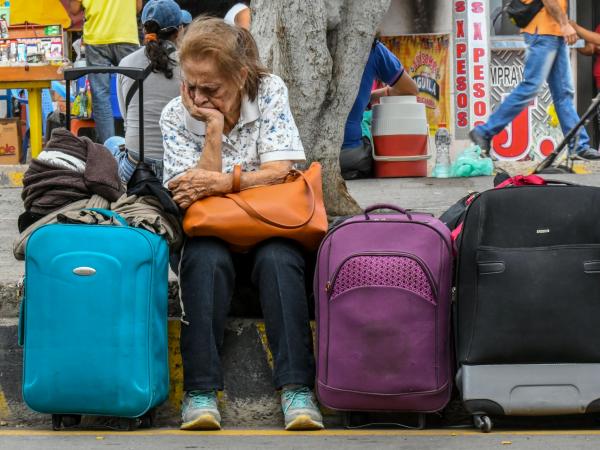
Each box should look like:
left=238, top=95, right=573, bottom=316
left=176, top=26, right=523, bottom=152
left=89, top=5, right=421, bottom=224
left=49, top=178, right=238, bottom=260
left=0, top=318, right=336, bottom=428
left=0, top=165, right=27, bottom=188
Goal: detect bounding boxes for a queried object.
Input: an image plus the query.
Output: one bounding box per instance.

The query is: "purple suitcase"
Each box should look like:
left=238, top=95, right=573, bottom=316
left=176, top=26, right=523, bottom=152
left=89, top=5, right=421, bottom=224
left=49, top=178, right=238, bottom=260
left=315, top=204, right=453, bottom=412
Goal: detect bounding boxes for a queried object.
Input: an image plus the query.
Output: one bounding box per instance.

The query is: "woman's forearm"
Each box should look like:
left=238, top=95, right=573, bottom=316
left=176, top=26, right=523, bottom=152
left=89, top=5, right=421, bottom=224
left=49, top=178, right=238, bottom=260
left=211, top=162, right=292, bottom=195
left=237, top=163, right=292, bottom=192
left=197, top=124, right=223, bottom=172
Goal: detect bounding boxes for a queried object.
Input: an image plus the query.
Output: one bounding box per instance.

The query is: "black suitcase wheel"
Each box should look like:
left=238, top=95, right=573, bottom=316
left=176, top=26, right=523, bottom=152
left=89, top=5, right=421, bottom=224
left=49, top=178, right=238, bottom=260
left=138, top=409, right=156, bottom=429
left=473, top=414, right=492, bottom=433
left=62, top=414, right=82, bottom=428
left=116, top=417, right=138, bottom=431
left=51, top=414, right=62, bottom=430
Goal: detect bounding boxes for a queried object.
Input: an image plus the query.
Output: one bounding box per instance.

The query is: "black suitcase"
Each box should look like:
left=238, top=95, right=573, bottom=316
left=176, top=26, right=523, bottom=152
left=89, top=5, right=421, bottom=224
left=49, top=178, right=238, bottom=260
left=455, top=181, right=600, bottom=432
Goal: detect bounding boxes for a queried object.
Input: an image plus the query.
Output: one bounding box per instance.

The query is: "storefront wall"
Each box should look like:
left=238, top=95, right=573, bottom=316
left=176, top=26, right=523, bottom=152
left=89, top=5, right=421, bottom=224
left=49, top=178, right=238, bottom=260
left=379, top=0, right=591, bottom=160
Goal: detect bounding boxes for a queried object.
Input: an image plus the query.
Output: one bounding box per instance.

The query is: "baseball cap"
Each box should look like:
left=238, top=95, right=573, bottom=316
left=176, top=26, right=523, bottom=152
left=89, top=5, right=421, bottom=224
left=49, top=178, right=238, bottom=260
left=181, top=10, right=193, bottom=25
left=142, top=0, right=185, bottom=30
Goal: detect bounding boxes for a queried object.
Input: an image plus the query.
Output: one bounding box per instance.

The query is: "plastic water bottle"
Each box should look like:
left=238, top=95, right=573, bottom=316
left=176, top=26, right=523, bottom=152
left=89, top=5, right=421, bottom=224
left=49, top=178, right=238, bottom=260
left=78, top=88, right=88, bottom=118
left=432, top=124, right=452, bottom=178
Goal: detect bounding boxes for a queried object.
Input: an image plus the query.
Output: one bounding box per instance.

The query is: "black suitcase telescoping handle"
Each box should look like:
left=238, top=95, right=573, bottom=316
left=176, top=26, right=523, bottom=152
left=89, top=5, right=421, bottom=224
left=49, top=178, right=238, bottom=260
left=63, top=66, right=147, bottom=161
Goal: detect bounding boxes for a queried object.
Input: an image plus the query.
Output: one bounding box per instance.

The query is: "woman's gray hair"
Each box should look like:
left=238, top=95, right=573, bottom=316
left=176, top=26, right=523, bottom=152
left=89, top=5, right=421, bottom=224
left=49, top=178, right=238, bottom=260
left=179, top=17, right=268, bottom=101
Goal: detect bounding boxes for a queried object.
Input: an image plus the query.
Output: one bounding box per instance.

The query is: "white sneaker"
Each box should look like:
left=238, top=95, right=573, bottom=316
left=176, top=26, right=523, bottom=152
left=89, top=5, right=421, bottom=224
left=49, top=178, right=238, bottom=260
left=281, top=386, right=324, bottom=431
left=180, top=390, right=221, bottom=430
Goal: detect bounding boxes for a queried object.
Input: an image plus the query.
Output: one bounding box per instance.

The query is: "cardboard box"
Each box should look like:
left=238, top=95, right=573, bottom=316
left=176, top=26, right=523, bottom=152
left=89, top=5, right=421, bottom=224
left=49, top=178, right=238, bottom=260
left=0, top=118, right=22, bottom=165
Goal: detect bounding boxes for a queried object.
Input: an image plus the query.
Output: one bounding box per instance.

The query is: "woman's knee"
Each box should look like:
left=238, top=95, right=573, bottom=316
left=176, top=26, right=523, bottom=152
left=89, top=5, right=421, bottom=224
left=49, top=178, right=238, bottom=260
left=253, top=239, right=305, bottom=273
left=180, top=237, right=234, bottom=272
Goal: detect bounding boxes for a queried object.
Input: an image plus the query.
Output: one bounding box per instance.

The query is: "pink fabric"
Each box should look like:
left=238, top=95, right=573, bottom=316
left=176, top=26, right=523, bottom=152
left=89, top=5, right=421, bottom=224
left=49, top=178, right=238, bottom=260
left=331, top=255, right=434, bottom=302
left=495, top=174, right=546, bottom=189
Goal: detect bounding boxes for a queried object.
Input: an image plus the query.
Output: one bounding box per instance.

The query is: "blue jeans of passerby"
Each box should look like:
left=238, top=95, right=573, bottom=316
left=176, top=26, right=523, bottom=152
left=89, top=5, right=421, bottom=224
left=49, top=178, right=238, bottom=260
left=176, top=237, right=316, bottom=391
left=476, top=33, right=590, bottom=154
left=104, top=137, right=164, bottom=183
left=86, top=44, right=138, bottom=144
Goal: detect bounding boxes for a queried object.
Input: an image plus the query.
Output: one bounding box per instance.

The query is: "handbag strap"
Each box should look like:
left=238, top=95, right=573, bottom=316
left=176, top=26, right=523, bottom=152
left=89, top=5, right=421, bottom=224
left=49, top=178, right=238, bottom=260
left=225, top=170, right=316, bottom=230
left=232, top=164, right=242, bottom=193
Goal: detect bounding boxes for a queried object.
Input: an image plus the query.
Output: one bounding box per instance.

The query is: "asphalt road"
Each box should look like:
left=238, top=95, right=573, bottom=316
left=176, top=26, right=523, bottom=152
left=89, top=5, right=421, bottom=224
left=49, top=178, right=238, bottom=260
left=2, top=429, right=600, bottom=450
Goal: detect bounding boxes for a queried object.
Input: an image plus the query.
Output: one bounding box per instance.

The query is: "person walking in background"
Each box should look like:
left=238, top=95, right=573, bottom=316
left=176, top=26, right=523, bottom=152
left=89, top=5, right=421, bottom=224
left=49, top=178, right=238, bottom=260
left=69, top=0, right=142, bottom=144
left=469, top=0, right=600, bottom=160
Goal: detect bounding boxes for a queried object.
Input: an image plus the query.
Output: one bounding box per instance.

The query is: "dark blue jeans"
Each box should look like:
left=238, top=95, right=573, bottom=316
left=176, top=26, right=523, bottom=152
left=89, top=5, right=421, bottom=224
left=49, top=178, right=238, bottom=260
left=476, top=33, right=590, bottom=154
left=178, top=237, right=315, bottom=391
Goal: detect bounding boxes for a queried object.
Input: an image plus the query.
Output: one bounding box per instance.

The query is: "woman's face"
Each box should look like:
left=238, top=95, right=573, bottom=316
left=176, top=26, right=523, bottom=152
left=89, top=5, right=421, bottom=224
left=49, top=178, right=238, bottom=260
left=180, top=58, right=242, bottom=116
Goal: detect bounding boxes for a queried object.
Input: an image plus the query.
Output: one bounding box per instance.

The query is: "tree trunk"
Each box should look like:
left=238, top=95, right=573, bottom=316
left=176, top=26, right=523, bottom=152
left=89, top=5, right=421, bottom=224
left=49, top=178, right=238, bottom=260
left=252, top=0, right=391, bottom=216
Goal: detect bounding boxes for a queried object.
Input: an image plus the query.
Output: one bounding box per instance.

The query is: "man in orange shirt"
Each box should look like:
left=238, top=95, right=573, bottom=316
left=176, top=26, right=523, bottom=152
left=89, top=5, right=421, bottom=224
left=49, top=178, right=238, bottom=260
left=470, top=0, right=600, bottom=159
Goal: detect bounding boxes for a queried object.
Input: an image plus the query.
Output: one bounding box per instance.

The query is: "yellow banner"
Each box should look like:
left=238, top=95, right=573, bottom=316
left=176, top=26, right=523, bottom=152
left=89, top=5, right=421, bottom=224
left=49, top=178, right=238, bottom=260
left=380, top=34, right=451, bottom=136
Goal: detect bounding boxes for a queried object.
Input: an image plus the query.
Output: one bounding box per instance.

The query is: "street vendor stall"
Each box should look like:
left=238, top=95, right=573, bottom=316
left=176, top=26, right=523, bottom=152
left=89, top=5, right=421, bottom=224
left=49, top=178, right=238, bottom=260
left=0, top=0, right=69, bottom=159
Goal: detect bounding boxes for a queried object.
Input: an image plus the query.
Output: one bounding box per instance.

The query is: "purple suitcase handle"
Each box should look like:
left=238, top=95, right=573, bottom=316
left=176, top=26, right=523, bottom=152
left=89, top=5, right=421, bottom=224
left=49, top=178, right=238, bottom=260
left=364, top=204, right=413, bottom=220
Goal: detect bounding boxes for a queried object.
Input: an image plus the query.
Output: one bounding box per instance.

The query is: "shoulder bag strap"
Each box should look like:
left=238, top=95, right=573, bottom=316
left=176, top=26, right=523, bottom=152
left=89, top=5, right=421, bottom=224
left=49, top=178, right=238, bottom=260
left=225, top=170, right=316, bottom=230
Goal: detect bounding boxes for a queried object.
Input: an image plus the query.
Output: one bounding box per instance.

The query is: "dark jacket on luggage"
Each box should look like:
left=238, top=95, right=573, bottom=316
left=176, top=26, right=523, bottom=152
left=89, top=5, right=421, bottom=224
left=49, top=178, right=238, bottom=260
left=22, top=129, right=124, bottom=215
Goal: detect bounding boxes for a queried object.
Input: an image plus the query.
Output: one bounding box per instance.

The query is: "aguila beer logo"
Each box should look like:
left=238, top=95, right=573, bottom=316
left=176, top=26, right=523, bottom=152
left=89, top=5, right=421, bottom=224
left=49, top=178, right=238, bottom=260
left=410, top=52, right=440, bottom=109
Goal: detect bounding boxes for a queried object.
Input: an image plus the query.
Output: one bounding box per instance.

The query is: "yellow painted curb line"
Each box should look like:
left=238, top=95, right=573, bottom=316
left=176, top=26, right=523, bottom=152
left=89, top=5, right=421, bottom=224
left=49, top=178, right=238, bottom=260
left=2, top=429, right=600, bottom=437
left=0, top=389, right=11, bottom=420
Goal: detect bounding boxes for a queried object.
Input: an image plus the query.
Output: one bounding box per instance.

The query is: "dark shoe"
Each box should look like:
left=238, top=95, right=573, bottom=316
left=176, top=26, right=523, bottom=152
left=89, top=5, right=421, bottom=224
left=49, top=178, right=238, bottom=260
left=469, top=128, right=491, bottom=154
left=575, top=148, right=600, bottom=160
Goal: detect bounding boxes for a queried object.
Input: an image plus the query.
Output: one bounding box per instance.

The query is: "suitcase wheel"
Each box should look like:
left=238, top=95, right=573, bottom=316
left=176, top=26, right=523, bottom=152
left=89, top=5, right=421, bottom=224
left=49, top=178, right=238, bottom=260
left=51, top=414, right=62, bottom=431
left=62, top=414, right=82, bottom=428
left=473, top=414, right=493, bottom=433
left=52, top=414, right=82, bottom=430
left=117, top=417, right=138, bottom=431
left=139, top=409, right=156, bottom=429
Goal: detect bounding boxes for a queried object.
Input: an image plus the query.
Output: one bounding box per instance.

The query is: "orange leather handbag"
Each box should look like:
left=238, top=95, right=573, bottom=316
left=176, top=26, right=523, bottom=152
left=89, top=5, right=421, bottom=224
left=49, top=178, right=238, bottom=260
left=183, top=162, right=328, bottom=252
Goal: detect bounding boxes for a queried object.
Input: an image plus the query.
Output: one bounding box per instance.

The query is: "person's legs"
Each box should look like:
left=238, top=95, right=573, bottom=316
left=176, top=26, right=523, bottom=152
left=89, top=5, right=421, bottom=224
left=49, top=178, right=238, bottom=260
left=547, top=39, right=592, bottom=154
left=251, top=239, right=314, bottom=388
left=86, top=45, right=115, bottom=144
left=110, top=43, right=139, bottom=63
left=178, top=237, right=235, bottom=430
left=472, top=33, right=558, bottom=148
left=339, top=138, right=373, bottom=180
left=251, top=238, right=322, bottom=430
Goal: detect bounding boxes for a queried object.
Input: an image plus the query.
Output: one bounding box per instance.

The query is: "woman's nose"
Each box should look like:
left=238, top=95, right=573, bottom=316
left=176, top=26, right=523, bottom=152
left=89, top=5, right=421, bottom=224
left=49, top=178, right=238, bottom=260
left=190, top=90, right=207, bottom=105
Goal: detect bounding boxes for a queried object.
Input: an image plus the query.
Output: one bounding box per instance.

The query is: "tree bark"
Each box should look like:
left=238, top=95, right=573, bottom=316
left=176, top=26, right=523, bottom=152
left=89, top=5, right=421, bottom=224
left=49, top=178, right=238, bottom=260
left=252, top=0, right=391, bottom=216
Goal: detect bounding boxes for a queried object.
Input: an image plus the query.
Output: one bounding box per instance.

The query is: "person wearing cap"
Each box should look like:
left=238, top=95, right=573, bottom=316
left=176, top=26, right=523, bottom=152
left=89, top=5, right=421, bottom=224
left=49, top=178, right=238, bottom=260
left=181, top=9, right=193, bottom=29
left=69, top=0, right=143, bottom=144
left=105, top=0, right=187, bottom=183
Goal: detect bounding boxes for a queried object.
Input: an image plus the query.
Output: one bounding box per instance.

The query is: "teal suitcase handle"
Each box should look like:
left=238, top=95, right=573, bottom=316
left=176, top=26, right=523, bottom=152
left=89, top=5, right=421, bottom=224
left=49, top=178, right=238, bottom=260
left=83, top=208, right=129, bottom=227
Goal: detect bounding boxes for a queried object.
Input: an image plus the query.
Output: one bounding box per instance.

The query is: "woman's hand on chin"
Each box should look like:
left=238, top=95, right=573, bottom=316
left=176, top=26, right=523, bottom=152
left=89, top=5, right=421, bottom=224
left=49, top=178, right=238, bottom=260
left=180, top=83, right=225, bottom=130
left=169, top=168, right=229, bottom=209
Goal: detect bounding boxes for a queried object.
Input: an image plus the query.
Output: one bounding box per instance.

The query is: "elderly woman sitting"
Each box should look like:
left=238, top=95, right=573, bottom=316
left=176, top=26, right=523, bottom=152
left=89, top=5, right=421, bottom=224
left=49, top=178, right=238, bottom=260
left=160, top=18, right=323, bottom=431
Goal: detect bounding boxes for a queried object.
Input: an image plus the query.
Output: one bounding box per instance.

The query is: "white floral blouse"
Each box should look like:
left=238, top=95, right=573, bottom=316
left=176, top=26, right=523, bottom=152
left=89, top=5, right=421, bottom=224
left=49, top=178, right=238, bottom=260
left=159, top=74, right=306, bottom=186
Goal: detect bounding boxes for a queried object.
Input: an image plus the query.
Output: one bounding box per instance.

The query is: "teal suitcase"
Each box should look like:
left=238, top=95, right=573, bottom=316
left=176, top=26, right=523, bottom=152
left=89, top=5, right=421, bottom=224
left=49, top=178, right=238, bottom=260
left=19, top=210, right=169, bottom=430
